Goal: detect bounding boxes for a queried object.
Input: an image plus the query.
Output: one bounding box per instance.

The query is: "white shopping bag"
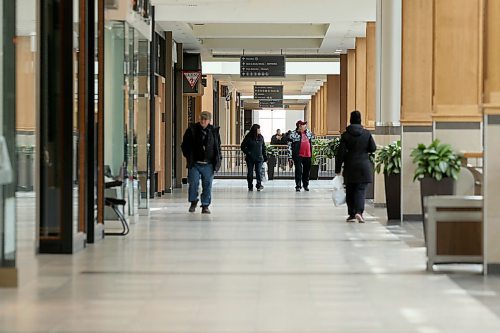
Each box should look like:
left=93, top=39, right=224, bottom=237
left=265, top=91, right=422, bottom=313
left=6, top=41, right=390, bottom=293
left=332, top=175, right=346, bottom=206
left=261, top=162, right=268, bottom=182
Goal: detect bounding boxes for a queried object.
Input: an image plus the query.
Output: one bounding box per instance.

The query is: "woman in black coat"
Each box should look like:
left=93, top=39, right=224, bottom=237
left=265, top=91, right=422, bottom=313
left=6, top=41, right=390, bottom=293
left=241, top=124, right=267, bottom=191
left=335, top=111, right=377, bottom=223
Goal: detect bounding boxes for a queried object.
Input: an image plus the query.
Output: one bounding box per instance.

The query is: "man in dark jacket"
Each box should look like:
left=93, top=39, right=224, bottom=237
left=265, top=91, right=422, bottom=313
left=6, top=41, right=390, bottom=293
left=181, top=111, right=222, bottom=214
left=335, top=110, right=377, bottom=223
left=270, top=129, right=283, bottom=145
left=288, top=120, right=314, bottom=192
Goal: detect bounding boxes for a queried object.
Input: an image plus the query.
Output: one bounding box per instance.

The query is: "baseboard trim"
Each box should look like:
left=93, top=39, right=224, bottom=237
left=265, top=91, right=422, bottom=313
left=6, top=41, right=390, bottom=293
left=487, top=264, right=500, bottom=275
left=403, top=214, right=422, bottom=221
left=374, top=203, right=387, bottom=208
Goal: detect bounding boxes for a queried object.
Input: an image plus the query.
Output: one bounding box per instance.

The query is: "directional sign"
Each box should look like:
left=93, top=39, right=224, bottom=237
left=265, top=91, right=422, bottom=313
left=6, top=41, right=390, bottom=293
left=254, top=85, right=283, bottom=100
left=259, top=99, right=284, bottom=108
left=240, top=56, right=286, bottom=78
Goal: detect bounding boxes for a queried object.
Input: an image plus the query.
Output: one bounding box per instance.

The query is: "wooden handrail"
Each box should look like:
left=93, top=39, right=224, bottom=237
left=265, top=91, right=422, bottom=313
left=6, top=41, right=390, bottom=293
left=461, top=152, right=483, bottom=159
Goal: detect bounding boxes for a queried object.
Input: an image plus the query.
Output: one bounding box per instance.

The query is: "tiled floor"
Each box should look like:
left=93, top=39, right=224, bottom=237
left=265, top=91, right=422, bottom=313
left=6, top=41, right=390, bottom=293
left=2, top=179, right=500, bottom=332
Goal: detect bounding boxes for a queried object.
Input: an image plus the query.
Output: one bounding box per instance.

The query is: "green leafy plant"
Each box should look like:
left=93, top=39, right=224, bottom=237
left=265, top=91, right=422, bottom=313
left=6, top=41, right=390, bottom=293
left=375, top=140, right=401, bottom=175
left=326, top=137, right=340, bottom=159
left=410, top=139, right=461, bottom=181
left=265, top=144, right=279, bottom=157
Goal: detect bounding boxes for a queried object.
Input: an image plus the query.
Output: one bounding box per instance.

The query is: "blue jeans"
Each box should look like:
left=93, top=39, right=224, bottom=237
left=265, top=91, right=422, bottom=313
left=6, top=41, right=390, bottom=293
left=246, top=159, right=263, bottom=189
left=188, top=163, right=214, bottom=207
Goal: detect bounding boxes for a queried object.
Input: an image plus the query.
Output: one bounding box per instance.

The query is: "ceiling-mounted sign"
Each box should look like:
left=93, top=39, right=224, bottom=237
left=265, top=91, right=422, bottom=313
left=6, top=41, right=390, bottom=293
left=240, top=56, right=286, bottom=78
left=183, top=70, right=201, bottom=89
left=254, top=85, right=283, bottom=100
left=259, top=100, right=284, bottom=108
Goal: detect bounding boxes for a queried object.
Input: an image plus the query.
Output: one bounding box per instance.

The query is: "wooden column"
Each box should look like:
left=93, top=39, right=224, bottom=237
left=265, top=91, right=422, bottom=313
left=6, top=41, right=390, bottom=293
left=400, top=0, right=434, bottom=220
left=327, top=75, right=341, bottom=135
left=355, top=38, right=367, bottom=125
left=340, top=55, right=348, bottom=131
left=366, top=22, right=376, bottom=129
left=347, top=49, right=356, bottom=121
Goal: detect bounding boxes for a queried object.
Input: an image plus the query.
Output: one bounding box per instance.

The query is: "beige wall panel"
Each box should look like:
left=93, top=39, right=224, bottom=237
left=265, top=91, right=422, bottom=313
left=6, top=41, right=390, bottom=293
left=433, top=0, right=482, bottom=112
left=355, top=38, right=367, bottom=125
left=434, top=128, right=482, bottom=152
left=402, top=130, right=432, bottom=215
left=16, top=36, right=36, bottom=131
left=366, top=22, right=376, bottom=129
left=347, top=49, right=356, bottom=118
left=401, top=0, right=433, bottom=123
left=485, top=0, right=500, bottom=103
left=327, top=75, right=341, bottom=135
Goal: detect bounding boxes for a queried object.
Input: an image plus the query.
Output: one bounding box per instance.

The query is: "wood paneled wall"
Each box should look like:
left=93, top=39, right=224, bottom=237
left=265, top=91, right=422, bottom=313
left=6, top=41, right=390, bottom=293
left=401, top=0, right=433, bottom=124
left=485, top=0, right=500, bottom=104
left=433, top=0, right=483, bottom=120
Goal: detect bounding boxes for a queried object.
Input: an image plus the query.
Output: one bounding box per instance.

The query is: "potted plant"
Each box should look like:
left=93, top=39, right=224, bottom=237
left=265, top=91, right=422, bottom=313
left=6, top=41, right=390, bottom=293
left=310, top=145, right=320, bottom=180
left=265, top=144, right=278, bottom=180
left=411, top=140, right=461, bottom=233
left=375, top=140, right=401, bottom=221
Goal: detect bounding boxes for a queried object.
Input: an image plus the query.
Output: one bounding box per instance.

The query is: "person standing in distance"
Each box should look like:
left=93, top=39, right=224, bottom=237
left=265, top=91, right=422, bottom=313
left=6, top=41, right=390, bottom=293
left=335, top=110, right=377, bottom=223
left=288, top=120, right=314, bottom=192
left=241, top=124, right=267, bottom=191
left=181, top=111, right=222, bottom=214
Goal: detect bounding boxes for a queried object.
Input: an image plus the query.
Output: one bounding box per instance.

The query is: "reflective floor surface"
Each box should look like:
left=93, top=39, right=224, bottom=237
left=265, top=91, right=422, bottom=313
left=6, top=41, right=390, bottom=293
left=2, top=180, right=500, bottom=332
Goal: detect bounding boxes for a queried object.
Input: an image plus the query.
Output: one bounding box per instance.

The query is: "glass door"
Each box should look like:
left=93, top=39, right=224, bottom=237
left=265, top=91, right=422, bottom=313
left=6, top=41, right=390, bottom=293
left=1, top=0, right=17, bottom=286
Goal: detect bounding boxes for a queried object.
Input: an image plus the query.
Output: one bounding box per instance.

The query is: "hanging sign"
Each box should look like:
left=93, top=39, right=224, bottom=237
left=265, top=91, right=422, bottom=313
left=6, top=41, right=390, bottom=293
left=254, top=85, right=283, bottom=100
left=240, top=56, right=286, bottom=78
left=183, top=70, right=201, bottom=89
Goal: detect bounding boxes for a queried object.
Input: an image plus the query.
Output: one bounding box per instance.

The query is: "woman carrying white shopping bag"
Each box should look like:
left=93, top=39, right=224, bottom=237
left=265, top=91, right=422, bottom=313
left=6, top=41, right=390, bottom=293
left=332, top=175, right=346, bottom=206
left=335, top=111, right=377, bottom=223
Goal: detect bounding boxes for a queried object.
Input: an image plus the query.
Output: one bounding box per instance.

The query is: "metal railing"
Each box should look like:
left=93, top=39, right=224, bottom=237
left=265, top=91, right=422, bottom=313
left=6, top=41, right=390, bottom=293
left=216, top=144, right=336, bottom=179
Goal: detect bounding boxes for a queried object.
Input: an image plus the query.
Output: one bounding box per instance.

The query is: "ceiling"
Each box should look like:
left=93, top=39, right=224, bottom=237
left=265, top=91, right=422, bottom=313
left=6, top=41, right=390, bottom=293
left=153, top=0, right=376, bottom=101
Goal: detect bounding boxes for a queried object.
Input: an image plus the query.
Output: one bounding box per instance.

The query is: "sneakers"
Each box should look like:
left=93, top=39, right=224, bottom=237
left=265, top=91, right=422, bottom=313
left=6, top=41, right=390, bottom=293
left=201, top=206, right=211, bottom=214
left=346, top=216, right=356, bottom=223
left=188, top=200, right=198, bottom=213
left=256, top=185, right=264, bottom=191
left=355, top=213, right=365, bottom=223
left=295, top=187, right=301, bottom=192
left=303, top=186, right=309, bottom=191
left=248, top=187, right=253, bottom=191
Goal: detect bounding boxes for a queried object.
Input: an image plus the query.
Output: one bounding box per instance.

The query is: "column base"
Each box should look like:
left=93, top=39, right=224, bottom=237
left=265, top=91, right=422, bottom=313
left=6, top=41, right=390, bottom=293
left=0, top=268, right=18, bottom=288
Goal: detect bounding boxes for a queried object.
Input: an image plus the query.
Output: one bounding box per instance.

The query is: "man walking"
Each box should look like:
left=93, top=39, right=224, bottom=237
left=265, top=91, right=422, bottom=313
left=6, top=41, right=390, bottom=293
left=181, top=111, right=222, bottom=214
left=288, top=120, right=314, bottom=192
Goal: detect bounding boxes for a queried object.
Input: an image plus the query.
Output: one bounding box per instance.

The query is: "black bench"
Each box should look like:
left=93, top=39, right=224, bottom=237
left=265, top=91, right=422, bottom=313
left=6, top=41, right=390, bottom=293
left=105, top=181, right=129, bottom=236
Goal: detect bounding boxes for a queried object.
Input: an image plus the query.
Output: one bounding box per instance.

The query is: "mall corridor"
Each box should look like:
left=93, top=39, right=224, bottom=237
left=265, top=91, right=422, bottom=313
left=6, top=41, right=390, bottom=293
left=1, top=180, right=499, bottom=332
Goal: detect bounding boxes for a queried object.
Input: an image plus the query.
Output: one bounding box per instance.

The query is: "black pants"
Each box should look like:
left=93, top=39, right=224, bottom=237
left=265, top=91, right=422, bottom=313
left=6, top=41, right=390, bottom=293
left=294, top=157, right=311, bottom=189
left=345, top=183, right=368, bottom=217
left=246, top=159, right=263, bottom=189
